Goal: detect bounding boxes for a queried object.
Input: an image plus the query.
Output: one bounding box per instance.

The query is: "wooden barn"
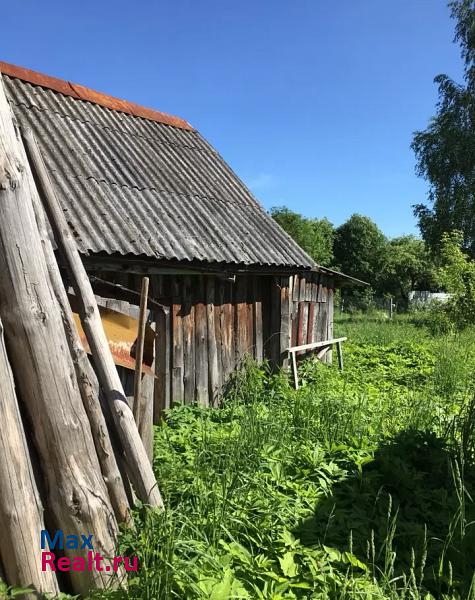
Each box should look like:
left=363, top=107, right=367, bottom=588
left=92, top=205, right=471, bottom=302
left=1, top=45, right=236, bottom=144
left=1, top=61, right=359, bottom=426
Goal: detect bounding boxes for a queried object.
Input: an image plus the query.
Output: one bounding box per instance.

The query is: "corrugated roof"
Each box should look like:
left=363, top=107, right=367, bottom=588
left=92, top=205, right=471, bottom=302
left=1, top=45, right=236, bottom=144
left=2, top=65, right=315, bottom=270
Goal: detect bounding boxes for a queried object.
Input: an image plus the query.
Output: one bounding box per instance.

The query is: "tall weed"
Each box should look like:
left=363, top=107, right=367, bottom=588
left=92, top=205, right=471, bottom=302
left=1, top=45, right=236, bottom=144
left=88, top=318, right=475, bottom=599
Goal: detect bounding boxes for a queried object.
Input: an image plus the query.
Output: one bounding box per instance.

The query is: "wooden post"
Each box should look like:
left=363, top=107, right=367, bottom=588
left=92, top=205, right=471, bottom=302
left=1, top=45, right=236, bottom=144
left=133, top=276, right=149, bottom=428
left=221, top=280, right=234, bottom=385
left=214, top=279, right=224, bottom=396
left=326, top=286, right=334, bottom=364
left=291, top=275, right=299, bottom=347
left=155, top=303, right=171, bottom=418
left=138, top=371, right=155, bottom=463
left=195, top=277, right=209, bottom=406
left=0, top=72, right=119, bottom=593
left=235, top=276, right=249, bottom=362
left=307, top=302, right=315, bottom=344
left=253, top=276, right=264, bottom=363
left=206, top=277, right=219, bottom=406
left=22, top=127, right=163, bottom=508
left=270, top=277, right=281, bottom=368
left=298, top=275, right=308, bottom=352
left=182, top=276, right=195, bottom=404
left=0, top=318, right=59, bottom=598
left=280, top=276, right=291, bottom=368
left=171, top=278, right=185, bottom=405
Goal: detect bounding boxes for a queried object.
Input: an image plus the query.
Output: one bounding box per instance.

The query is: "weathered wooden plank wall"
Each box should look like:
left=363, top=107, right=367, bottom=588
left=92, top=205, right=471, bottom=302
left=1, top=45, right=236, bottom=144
left=289, top=272, right=334, bottom=362
left=87, top=270, right=335, bottom=417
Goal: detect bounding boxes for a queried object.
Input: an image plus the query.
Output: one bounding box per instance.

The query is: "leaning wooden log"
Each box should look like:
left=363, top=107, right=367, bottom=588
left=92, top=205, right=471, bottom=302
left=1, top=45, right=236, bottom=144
left=133, top=276, right=150, bottom=429
left=138, top=372, right=155, bottom=463
left=22, top=127, right=164, bottom=508
left=0, top=72, right=118, bottom=594
left=0, top=317, right=59, bottom=598
left=23, top=136, right=130, bottom=525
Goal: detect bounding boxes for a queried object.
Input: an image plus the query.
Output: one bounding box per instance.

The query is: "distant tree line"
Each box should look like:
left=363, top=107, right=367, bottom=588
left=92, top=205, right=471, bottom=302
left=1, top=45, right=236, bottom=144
left=270, top=208, right=437, bottom=310
left=272, top=0, right=475, bottom=325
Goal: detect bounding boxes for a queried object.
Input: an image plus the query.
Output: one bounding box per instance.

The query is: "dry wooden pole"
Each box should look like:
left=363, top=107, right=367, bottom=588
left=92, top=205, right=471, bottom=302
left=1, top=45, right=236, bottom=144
left=253, top=276, right=264, bottom=363
left=182, top=276, right=196, bottom=404
left=138, top=372, right=155, bottom=462
left=134, top=278, right=154, bottom=462
left=326, top=287, right=334, bottom=364
left=221, top=281, right=234, bottom=380
left=270, top=277, right=281, bottom=367
left=133, top=276, right=149, bottom=428
left=24, top=149, right=130, bottom=524
left=195, top=277, right=209, bottom=406
left=155, top=302, right=171, bottom=418
left=171, top=279, right=185, bottom=405
left=22, top=127, right=163, bottom=508
left=0, top=318, right=59, bottom=598
left=280, top=276, right=291, bottom=368
left=0, top=71, right=118, bottom=594
left=206, top=277, right=219, bottom=406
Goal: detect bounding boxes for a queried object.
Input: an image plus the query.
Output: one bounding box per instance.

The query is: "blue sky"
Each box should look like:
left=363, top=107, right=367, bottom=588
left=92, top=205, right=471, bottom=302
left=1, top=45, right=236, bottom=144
left=1, top=1, right=464, bottom=237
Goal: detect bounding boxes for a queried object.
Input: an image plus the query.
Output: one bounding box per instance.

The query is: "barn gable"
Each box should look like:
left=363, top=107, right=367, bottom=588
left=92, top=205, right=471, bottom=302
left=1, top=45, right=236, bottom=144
left=0, top=61, right=364, bottom=426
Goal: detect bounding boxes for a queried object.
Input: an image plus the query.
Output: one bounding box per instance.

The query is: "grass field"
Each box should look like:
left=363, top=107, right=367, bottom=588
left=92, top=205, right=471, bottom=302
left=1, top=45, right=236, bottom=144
left=95, top=314, right=475, bottom=599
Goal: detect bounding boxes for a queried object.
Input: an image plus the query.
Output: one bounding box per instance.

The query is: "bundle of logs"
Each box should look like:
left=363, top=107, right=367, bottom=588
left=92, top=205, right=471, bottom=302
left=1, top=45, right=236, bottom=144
left=0, top=73, right=163, bottom=597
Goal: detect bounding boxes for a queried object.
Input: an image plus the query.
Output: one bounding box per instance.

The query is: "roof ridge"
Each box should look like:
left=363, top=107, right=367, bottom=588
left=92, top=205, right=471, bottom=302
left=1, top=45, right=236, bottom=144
left=0, top=60, right=194, bottom=131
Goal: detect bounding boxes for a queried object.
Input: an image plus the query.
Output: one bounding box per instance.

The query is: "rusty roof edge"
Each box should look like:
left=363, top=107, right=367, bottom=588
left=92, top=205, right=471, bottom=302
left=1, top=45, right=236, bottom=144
left=0, top=60, right=194, bottom=131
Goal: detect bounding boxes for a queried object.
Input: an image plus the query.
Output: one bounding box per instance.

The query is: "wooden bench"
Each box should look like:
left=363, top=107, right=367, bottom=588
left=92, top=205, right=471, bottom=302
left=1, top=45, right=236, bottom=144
left=287, top=337, right=347, bottom=389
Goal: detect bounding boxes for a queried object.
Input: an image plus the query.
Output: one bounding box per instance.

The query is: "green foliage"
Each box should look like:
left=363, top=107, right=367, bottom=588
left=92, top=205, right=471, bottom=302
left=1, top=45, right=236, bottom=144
left=0, top=581, right=36, bottom=598
left=380, top=236, right=437, bottom=308
left=270, top=206, right=334, bottom=266
left=88, top=318, right=475, bottom=600
left=412, top=0, right=475, bottom=255
left=333, top=214, right=390, bottom=309
left=271, top=208, right=439, bottom=310
left=430, top=230, right=475, bottom=329
left=333, top=214, right=387, bottom=285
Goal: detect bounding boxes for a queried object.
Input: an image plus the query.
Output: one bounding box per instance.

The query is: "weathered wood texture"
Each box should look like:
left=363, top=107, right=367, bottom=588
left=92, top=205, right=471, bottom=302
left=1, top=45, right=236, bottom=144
left=0, top=318, right=59, bottom=597
left=22, top=127, right=163, bottom=509
left=172, top=279, right=184, bottom=405
left=28, top=163, right=131, bottom=524
left=133, top=276, right=149, bottom=428
left=91, top=271, right=335, bottom=413
left=194, top=277, right=208, bottom=406
left=288, top=272, right=335, bottom=365
left=29, top=182, right=130, bottom=525
left=0, top=72, right=118, bottom=593
left=206, top=277, right=219, bottom=406
left=289, top=337, right=347, bottom=388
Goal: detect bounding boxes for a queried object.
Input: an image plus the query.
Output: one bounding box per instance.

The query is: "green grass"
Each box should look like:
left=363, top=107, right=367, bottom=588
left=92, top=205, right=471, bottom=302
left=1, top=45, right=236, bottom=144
left=91, top=316, right=475, bottom=599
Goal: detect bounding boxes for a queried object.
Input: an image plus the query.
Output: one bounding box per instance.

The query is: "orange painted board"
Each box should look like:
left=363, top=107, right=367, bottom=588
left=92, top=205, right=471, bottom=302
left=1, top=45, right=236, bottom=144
left=72, top=307, right=156, bottom=377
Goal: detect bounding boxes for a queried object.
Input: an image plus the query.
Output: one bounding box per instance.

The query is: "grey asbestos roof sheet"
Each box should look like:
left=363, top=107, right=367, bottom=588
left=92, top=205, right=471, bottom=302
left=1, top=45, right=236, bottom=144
left=4, top=75, right=315, bottom=270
